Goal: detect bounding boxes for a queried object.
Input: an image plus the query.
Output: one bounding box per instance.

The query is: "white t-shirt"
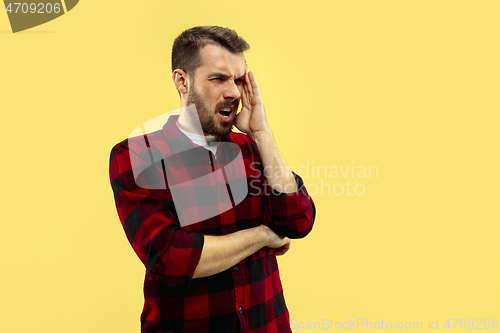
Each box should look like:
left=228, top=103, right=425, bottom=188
left=177, top=126, right=220, bottom=159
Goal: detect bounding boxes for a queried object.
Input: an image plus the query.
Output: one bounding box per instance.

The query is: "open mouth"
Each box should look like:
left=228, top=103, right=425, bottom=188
left=218, top=107, right=232, bottom=120
left=219, top=108, right=231, bottom=117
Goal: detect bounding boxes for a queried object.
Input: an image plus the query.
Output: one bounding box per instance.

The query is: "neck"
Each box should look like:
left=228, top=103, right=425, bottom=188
left=177, top=104, right=205, bottom=135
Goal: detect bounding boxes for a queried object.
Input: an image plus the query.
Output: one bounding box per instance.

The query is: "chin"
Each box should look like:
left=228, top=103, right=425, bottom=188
left=217, top=126, right=233, bottom=139
left=211, top=117, right=233, bottom=137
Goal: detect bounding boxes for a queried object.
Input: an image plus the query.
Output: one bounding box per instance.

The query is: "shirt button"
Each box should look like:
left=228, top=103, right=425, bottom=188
left=238, top=306, right=243, bottom=314
left=209, top=160, right=213, bottom=166
left=233, top=266, right=239, bottom=272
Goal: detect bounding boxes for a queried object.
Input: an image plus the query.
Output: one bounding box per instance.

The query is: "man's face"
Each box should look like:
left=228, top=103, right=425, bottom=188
left=186, top=44, right=246, bottom=139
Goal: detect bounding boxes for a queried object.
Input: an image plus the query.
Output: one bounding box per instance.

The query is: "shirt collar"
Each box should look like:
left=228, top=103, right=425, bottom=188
left=161, top=115, right=232, bottom=155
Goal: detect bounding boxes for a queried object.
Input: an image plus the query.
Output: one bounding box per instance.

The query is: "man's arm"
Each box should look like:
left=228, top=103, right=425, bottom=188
left=192, top=225, right=290, bottom=278
left=235, top=69, right=296, bottom=193
left=252, top=128, right=297, bottom=193
left=110, top=142, right=206, bottom=287
left=235, top=69, right=315, bottom=240
left=110, top=141, right=293, bottom=283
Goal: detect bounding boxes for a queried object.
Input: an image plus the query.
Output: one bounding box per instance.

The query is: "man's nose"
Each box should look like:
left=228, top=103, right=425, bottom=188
left=224, top=80, right=241, bottom=100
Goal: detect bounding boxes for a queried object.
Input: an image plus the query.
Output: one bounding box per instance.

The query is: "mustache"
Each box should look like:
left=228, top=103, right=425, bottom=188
left=215, top=99, right=239, bottom=111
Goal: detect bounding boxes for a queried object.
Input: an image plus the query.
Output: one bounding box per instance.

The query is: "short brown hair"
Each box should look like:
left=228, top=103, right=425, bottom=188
left=172, top=26, right=250, bottom=78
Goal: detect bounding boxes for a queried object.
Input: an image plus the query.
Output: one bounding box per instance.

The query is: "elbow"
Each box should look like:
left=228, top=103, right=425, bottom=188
left=143, top=233, right=204, bottom=287
left=294, top=195, right=316, bottom=239
left=295, top=217, right=314, bottom=239
left=291, top=215, right=315, bottom=239
left=144, top=252, right=197, bottom=287
left=268, top=214, right=315, bottom=239
left=266, top=197, right=316, bottom=239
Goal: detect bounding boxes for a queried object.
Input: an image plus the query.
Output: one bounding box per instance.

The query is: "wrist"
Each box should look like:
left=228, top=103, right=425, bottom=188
left=257, top=225, right=272, bottom=246
left=250, top=126, right=272, bottom=144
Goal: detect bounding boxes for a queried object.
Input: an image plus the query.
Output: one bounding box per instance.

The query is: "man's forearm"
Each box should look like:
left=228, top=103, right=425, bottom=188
left=192, top=225, right=289, bottom=279
left=252, top=128, right=297, bottom=193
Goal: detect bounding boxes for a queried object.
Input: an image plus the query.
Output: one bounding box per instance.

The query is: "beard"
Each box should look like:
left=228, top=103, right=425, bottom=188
left=186, top=84, right=239, bottom=140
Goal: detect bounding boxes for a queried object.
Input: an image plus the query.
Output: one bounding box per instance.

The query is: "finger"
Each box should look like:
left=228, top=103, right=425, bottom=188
left=244, top=77, right=252, bottom=105
left=276, top=248, right=287, bottom=256
left=246, top=71, right=254, bottom=97
left=244, top=71, right=252, bottom=102
left=242, top=74, right=252, bottom=108
left=275, top=246, right=289, bottom=256
left=240, top=79, right=249, bottom=107
left=269, top=248, right=279, bottom=256
left=282, top=242, right=291, bottom=254
left=249, top=71, right=261, bottom=98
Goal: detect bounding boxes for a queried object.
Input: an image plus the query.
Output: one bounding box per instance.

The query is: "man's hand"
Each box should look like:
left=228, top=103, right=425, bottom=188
left=193, top=225, right=291, bottom=279
left=263, top=225, right=291, bottom=256
left=234, top=66, right=270, bottom=141
left=267, top=242, right=291, bottom=256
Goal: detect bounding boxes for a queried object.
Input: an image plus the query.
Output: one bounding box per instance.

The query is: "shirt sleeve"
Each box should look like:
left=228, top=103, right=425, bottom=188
left=260, top=170, right=316, bottom=239
left=109, top=142, right=204, bottom=287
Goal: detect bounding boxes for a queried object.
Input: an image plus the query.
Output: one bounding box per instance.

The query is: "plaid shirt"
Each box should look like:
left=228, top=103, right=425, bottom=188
left=109, top=115, right=315, bottom=333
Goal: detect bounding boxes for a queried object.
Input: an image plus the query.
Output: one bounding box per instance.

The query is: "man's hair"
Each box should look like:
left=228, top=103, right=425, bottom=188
left=172, top=26, right=250, bottom=78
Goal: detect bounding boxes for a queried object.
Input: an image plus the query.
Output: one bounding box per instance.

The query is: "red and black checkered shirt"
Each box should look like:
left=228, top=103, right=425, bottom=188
left=109, top=115, right=315, bottom=333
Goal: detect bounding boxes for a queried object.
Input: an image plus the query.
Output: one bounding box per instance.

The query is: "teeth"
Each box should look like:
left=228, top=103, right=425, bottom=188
left=222, top=108, right=231, bottom=111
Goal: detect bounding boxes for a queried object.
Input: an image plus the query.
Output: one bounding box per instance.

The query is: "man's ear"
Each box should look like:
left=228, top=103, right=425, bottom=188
left=172, top=69, right=189, bottom=95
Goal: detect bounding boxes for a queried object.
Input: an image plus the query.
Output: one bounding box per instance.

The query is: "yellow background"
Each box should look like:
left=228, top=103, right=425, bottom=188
left=1, top=0, right=499, bottom=332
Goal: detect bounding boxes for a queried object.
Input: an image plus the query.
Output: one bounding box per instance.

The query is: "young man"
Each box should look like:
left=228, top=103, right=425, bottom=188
left=109, top=26, right=315, bottom=333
